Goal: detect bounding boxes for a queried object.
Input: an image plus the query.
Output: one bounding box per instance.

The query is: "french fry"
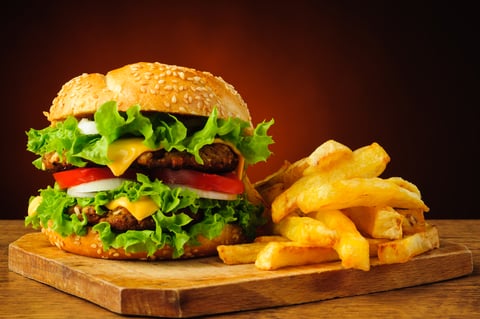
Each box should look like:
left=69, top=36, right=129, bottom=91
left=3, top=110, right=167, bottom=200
left=396, top=208, right=426, bottom=234
left=309, top=210, right=370, bottom=271
left=284, top=140, right=353, bottom=187
left=255, top=140, right=353, bottom=197
left=342, top=206, right=404, bottom=240
left=271, top=142, right=393, bottom=223
left=255, top=241, right=339, bottom=270
left=303, top=142, right=390, bottom=178
left=273, top=216, right=338, bottom=247
left=217, top=242, right=269, bottom=265
left=273, top=177, right=429, bottom=223
left=377, top=224, right=440, bottom=264
left=366, top=237, right=390, bottom=257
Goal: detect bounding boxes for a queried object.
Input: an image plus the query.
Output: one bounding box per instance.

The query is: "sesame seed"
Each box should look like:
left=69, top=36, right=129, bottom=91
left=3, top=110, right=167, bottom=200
left=90, top=243, right=97, bottom=249
left=97, top=248, right=102, bottom=255
left=171, top=95, right=177, bottom=103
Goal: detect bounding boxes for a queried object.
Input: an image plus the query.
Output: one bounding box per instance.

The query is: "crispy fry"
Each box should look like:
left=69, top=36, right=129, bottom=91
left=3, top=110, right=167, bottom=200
left=303, top=142, right=390, bottom=178
left=255, top=241, right=339, bottom=270
left=217, top=242, right=269, bottom=265
left=377, top=224, right=439, bottom=264
left=396, top=208, right=426, bottom=234
left=273, top=177, right=429, bottom=223
left=342, top=206, right=404, bottom=240
left=255, top=140, right=352, bottom=195
left=366, top=237, right=390, bottom=257
left=273, top=216, right=338, bottom=247
left=285, top=140, right=353, bottom=186
left=309, top=210, right=370, bottom=271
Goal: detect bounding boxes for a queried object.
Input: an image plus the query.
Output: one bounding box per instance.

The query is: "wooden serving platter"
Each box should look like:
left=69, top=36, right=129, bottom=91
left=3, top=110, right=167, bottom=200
left=9, top=232, right=473, bottom=318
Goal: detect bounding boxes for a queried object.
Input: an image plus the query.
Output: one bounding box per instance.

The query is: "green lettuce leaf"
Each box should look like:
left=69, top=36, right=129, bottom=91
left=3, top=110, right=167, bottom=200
left=26, top=101, right=274, bottom=169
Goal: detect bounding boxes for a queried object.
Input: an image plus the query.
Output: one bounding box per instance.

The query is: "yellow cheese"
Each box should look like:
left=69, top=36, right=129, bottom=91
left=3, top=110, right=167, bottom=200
left=106, top=196, right=159, bottom=221
left=107, top=138, right=154, bottom=176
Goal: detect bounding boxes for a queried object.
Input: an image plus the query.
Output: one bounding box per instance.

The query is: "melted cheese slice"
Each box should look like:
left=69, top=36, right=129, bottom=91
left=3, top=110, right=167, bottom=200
left=107, top=138, right=155, bottom=176
left=106, top=196, right=159, bottom=221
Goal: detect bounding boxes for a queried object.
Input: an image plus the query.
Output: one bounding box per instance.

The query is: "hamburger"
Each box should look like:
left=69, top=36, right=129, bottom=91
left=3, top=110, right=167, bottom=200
left=26, top=62, right=274, bottom=260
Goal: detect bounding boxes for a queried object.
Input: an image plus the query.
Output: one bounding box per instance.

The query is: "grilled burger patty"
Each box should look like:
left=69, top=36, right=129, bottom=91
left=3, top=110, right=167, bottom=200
left=42, top=143, right=239, bottom=174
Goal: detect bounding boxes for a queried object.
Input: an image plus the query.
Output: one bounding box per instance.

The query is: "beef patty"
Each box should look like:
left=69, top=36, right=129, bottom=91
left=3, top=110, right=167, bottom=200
left=43, top=143, right=239, bottom=174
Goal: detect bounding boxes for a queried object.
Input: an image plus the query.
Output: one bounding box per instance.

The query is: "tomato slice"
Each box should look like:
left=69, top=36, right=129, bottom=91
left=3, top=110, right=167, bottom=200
left=53, top=167, right=117, bottom=189
left=152, top=168, right=244, bottom=194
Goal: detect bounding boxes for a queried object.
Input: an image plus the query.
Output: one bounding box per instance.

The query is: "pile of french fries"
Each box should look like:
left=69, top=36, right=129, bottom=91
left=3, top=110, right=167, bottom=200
left=217, top=140, right=439, bottom=270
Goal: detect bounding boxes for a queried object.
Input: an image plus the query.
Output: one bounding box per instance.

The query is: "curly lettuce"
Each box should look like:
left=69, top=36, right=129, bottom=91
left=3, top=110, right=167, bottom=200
left=26, top=101, right=274, bottom=169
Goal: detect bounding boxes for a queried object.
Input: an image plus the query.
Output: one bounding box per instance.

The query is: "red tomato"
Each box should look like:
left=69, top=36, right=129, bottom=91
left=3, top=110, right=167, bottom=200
left=53, top=167, right=116, bottom=189
left=152, top=168, right=244, bottom=194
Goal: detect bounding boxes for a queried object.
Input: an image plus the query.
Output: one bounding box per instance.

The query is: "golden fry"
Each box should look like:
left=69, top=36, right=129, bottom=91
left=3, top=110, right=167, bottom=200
left=366, top=237, right=390, bottom=257
left=342, top=206, right=404, bottom=240
left=217, top=242, right=268, bottom=265
left=273, top=216, right=338, bottom=247
left=377, top=224, right=439, bottom=264
left=273, top=177, right=429, bottom=223
left=255, top=241, right=339, bottom=270
left=309, top=210, right=370, bottom=271
left=303, top=142, right=390, bottom=178
left=271, top=142, right=392, bottom=223
left=396, top=208, right=426, bottom=234
left=255, top=140, right=352, bottom=196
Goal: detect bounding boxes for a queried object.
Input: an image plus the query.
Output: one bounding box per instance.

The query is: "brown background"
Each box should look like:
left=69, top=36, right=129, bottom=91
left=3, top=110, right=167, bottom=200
left=1, top=1, right=477, bottom=219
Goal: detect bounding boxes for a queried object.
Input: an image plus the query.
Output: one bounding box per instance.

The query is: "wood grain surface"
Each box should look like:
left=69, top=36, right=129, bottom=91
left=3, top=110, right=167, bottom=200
left=8, top=230, right=473, bottom=318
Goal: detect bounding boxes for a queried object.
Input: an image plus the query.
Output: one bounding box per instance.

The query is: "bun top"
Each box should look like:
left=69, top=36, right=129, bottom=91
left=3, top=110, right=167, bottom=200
left=47, top=62, right=252, bottom=123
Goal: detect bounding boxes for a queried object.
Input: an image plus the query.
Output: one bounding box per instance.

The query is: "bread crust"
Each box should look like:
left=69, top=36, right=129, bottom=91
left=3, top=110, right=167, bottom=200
left=41, top=223, right=246, bottom=260
left=47, top=62, right=252, bottom=124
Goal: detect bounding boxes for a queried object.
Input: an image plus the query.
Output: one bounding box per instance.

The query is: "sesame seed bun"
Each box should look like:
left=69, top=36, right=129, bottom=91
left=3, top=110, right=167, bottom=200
left=41, top=223, right=245, bottom=260
left=47, top=62, right=252, bottom=124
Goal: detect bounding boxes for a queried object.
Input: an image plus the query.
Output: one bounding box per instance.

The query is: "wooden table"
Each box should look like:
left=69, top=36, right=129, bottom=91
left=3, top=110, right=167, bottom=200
left=1, top=219, right=479, bottom=318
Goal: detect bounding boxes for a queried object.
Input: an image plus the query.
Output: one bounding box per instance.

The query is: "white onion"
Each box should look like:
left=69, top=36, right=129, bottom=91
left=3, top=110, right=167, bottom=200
left=67, top=178, right=128, bottom=198
left=78, top=118, right=99, bottom=135
left=168, top=184, right=238, bottom=201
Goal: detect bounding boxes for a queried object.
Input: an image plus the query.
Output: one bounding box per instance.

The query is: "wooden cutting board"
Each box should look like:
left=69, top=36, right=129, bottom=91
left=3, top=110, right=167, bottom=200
left=8, top=232, right=473, bottom=318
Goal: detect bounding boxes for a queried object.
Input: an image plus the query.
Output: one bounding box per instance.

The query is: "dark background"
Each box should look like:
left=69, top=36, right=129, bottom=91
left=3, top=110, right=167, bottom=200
left=1, top=1, right=477, bottom=219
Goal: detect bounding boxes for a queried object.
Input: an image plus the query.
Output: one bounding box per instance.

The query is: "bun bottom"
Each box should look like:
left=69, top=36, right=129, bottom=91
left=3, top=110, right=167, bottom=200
left=41, top=224, right=245, bottom=260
